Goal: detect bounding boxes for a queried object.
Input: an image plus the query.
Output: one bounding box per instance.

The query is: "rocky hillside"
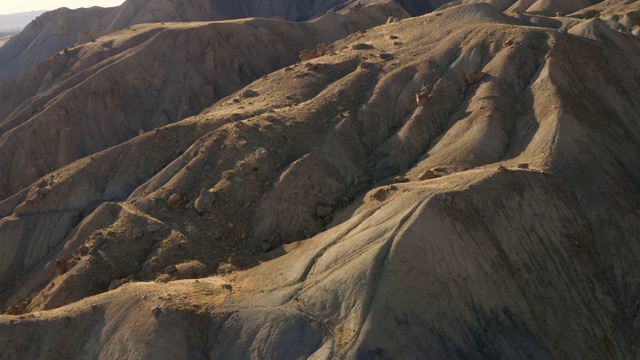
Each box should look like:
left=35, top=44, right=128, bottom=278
left=0, top=1, right=407, bottom=199
left=0, top=0, right=436, bottom=82
left=1, top=0, right=640, bottom=359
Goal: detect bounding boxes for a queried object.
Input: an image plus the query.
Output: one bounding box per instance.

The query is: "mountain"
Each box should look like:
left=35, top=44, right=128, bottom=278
left=1, top=0, right=640, bottom=359
left=0, top=0, right=468, bottom=82
left=0, top=0, right=408, bottom=303
left=0, top=10, right=47, bottom=30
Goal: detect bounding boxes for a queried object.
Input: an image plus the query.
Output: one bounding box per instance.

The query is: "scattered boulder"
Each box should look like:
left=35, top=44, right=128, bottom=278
left=146, top=222, right=162, bottom=233
left=194, top=189, right=216, bottom=214
left=379, top=53, right=394, bottom=60
left=241, top=89, right=259, bottom=98
left=299, top=43, right=335, bottom=61
left=416, top=86, right=430, bottom=106
left=393, top=176, right=410, bottom=183
left=316, top=205, right=334, bottom=218
left=77, top=245, right=89, bottom=256
left=352, top=43, right=374, bottom=50
left=165, top=265, right=178, bottom=274
left=370, top=188, right=388, bottom=201
left=386, top=16, right=400, bottom=24
left=418, top=170, right=439, bottom=181
left=255, top=147, right=269, bottom=159
left=55, top=258, right=68, bottom=275
left=261, top=241, right=273, bottom=252
left=167, top=193, right=184, bottom=208
left=465, top=71, right=484, bottom=85
left=518, top=163, right=530, bottom=169
left=133, top=228, right=144, bottom=238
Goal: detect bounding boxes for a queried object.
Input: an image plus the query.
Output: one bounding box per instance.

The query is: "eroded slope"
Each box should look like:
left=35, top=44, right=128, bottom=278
left=0, top=2, right=639, bottom=359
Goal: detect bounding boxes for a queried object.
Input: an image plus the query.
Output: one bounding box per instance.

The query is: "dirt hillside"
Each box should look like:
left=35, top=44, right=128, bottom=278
left=0, top=0, right=430, bottom=82
left=0, top=1, right=407, bottom=200
left=1, top=1, right=640, bottom=359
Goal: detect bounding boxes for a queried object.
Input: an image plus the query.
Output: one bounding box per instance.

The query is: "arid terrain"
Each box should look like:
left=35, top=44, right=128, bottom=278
left=1, top=0, right=640, bottom=358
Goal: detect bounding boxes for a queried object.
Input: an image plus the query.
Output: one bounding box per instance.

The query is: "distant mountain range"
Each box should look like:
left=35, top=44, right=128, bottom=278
left=0, top=10, right=47, bottom=30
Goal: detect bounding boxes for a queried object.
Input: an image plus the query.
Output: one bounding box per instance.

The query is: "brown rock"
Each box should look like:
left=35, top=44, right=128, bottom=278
left=316, top=43, right=328, bottom=56
left=352, top=43, right=374, bottom=50
left=518, top=163, right=530, bottom=169
left=418, top=170, right=439, bottom=181
left=194, top=189, right=216, bottom=214
left=370, top=188, right=387, bottom=201
left=167, top=193, right=183, bottom=208
left=77, top=245, right=89, bottom=256
left=393, top=176, right=410, bottom=183
left=55, top=258, right=68, bottom=276
left=241, top=89, right=259, bottom=98
left=261, top=241, right=273, bottom=252
left=299, top=49, right=317, bottom=61
left=316, top=205, right=334, bottom=218
left=465, top=71, right=484, bottom=85
left=416, top=86, right=430, bottom=106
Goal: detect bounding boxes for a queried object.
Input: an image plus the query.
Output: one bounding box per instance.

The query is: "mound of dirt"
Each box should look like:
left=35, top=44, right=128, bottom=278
left=1, top=1, right=640, bottom=359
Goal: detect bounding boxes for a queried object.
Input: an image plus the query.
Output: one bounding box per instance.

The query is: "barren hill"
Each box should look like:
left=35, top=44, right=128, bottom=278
left=0, top=0, right=432, bottom=82
left=1, top=1, right=640, bottom=359
left=0, top=1, right=407, bottom=200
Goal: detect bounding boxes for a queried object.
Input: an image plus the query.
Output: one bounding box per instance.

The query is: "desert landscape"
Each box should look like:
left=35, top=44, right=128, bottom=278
left=0, top=0, right=639, bottom=358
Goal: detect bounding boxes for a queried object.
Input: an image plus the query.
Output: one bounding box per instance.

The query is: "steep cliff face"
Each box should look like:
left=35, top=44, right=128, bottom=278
left=1, top=1, right=640, bottom=359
